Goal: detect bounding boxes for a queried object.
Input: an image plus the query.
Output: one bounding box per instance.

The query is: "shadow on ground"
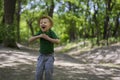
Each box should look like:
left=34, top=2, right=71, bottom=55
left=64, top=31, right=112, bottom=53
left=0, top=45, right=120, bottom=80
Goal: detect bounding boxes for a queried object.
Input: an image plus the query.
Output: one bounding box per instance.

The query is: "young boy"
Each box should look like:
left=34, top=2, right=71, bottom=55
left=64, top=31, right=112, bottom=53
left=29, top=16, right=60, bottom=80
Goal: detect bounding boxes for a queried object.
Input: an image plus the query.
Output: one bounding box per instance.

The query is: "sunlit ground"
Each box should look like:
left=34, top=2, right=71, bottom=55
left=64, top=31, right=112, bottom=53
left=0, top=44, right=120, bottom=80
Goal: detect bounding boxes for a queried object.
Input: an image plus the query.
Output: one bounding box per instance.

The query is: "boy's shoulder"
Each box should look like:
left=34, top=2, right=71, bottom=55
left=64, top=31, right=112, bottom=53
left=49, top=29, right=54, bottom=33
left=49, top=29, right=59, bottom=39
left=49, top=29, right=56, bottom=34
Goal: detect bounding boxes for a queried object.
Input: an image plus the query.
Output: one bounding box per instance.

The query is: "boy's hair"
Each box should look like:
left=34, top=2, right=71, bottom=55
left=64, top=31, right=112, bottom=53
left=38, top=15, right=53, bottom=27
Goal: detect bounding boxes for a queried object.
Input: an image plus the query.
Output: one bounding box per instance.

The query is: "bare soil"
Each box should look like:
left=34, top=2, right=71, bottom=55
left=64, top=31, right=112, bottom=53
left=0, top=44, right=120, bottom=80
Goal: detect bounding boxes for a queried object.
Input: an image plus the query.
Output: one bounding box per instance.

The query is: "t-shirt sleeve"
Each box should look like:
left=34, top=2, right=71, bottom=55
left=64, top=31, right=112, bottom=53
left=51, top=31, right=59, bottom=39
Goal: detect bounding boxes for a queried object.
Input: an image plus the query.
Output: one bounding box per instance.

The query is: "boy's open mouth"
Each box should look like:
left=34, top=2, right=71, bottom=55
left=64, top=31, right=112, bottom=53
left=41, top=25, right=46, bottom=29
left=42, top=26, right=46, bottom=29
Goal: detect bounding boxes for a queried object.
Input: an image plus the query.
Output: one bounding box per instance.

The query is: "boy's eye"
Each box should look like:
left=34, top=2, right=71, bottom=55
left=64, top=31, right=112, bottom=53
left=40, top=22, right=47, bottom=24
left=44, top=22, right=46, bottom=24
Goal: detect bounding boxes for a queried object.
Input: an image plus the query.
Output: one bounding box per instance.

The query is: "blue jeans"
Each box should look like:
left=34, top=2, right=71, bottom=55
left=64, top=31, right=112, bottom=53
left=35, top=54, right=54, bottom=80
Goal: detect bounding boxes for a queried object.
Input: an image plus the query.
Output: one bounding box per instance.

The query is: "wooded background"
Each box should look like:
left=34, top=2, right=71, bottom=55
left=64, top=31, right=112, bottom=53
left=0, top=0, right=120, bottom=48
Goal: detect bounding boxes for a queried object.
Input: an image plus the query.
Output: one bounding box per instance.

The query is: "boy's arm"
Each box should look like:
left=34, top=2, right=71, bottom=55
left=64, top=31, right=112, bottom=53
left=47, top=38, right=60, bottom=44
left=29, top=34, right=60, bottom=44
left=28, top=35, right=41, bottom=43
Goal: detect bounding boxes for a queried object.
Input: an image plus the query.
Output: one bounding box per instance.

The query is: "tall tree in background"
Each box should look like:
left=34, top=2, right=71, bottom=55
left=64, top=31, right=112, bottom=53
left=113, top=13, right=120, bottom=37
left=93, top=2, right=100, bottom=45
left=47, top=0, right=55, bottom=17
left=3, top=0, right=17, bottom=47
left=112, top=0, right=120, bottom=37
left=0, top=0, right=4, bottom=43
left=103, top=0, right=114, bottom=39
left=65, top=1, right=78, bottom=41
left=16, top=0, right=21, bottom=43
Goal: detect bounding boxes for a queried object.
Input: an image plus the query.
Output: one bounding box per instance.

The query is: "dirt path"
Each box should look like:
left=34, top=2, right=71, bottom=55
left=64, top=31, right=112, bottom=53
left=0, top=45, right=120, bottom=80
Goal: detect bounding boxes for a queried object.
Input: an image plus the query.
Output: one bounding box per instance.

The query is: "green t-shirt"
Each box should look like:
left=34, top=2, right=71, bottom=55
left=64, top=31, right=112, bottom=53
left=35, top=29, right=58, bottom=54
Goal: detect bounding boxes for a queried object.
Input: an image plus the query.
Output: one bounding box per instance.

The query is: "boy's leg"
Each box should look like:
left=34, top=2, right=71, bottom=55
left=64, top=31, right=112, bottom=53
left=45, top=55, right=54, bottom=80
left=35, top=54, right=45, bottom=80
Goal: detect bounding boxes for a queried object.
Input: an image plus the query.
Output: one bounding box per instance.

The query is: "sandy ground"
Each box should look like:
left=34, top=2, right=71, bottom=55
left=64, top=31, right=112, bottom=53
left=0, top=44, right=120, bottom=80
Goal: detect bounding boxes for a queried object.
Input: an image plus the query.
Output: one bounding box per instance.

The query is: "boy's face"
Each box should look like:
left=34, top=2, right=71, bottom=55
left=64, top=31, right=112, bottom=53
left=39, top=18, right=51, bottom=32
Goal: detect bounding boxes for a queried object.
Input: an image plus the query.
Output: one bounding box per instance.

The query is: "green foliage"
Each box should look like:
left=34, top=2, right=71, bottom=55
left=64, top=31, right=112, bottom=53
left=0, top=24, right=15, bottom=43
left=20, top=19, right=29, bottom=42
left=1, top=0, right=118, bottom=47
left=0, top=0, right=3, bottom=23
left=0, top=24, right=17, bottom=47
left=108, top=37, right=118, bottom=44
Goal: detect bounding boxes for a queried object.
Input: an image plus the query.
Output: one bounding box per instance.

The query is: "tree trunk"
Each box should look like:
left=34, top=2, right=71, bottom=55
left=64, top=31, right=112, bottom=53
left=113, top=13, right=120, bottom=37
left=4, top=0, right=16, bottom=24
left=48, top=0, right=54, bottom=18
left=67, top=1, right=77, bottom=41
left=26, top=20, right=34, bottom=36
left=103, top=0, right=114, bottom=39
left=16, top=0, right=21, bottom=43
left=68, top=21, right=76, bottom=42
left=103, top=15, right=109, bottom=39
left=3, top=0, right=17, bottom=48
left=93, top=4, right=100, bottom=46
